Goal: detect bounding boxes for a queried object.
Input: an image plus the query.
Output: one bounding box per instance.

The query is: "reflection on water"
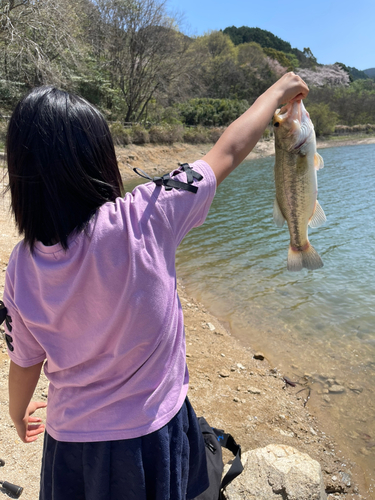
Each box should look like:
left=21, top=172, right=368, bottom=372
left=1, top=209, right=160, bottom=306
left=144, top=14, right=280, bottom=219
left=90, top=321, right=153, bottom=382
left=175, top=143, right=375, bottom=495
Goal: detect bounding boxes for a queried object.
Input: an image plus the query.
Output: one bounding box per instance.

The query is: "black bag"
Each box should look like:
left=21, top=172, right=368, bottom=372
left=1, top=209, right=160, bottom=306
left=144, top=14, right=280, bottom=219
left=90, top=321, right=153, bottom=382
left=193, top=417, right=243, bottom=500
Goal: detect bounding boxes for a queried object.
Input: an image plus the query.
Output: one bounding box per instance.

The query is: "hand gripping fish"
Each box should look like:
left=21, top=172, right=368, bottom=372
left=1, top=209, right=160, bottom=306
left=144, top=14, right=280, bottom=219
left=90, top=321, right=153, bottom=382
left=273, top=100, right=326, bottom=271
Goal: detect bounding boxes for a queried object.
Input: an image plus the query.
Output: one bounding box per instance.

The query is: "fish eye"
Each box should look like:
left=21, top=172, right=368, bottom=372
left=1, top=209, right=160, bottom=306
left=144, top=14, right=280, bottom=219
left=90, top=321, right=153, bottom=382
left=274, top=122, right=280, bottom=127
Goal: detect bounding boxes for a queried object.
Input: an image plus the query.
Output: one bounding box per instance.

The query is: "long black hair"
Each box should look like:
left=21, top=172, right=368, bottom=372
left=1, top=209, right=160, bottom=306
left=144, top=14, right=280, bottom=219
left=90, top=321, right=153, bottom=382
left=6, top=86, right=123, bottom=251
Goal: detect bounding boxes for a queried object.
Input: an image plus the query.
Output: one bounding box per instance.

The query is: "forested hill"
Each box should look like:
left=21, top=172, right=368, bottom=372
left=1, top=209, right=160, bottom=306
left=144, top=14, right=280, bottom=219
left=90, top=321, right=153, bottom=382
left=0, top=1, right=374, bottom=138
left=223, top=26, right=369, bottom=81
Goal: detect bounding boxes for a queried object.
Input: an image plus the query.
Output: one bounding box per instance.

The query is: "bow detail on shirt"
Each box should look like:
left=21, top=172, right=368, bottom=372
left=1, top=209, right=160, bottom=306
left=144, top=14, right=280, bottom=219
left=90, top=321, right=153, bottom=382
left=133, top=163, right=203, bottom=194
left=0, top=300, right=13, bottom=352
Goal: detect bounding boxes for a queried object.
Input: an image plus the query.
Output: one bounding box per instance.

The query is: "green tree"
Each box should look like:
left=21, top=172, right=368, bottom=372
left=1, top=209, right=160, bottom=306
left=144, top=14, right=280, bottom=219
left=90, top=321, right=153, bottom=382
left=308, top=103, right=338, bottom=136
left=223, top=26, right=292, bottom=52
left=263, top=48, right=296, bottom=71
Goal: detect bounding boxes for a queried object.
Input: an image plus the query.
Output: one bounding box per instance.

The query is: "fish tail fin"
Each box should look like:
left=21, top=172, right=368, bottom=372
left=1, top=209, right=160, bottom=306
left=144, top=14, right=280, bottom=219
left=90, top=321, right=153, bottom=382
left=287, top=243, right=323, bottom=272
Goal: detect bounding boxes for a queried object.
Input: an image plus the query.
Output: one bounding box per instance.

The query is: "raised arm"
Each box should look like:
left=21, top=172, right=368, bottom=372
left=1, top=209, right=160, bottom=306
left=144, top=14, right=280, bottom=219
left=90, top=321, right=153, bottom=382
left=203, top=72, right=309, bottom=186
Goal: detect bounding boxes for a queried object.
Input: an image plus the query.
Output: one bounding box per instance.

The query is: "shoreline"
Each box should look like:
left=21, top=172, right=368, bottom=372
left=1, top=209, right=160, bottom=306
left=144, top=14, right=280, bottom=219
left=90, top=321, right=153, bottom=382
left=0, top=140, right=373, bottom=498
left=115, top=136, right=375, bottom=181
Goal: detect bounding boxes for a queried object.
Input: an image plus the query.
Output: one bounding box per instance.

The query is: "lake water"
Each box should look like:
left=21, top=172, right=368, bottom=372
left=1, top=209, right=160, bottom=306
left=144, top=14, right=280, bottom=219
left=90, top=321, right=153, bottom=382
left=174, top=143, right=375, bottom=496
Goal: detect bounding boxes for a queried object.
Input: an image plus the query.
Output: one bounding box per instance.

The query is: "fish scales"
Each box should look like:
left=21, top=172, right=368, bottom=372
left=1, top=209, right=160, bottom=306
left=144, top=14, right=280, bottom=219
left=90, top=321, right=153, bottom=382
left=272, top=100, right=326, bottom=271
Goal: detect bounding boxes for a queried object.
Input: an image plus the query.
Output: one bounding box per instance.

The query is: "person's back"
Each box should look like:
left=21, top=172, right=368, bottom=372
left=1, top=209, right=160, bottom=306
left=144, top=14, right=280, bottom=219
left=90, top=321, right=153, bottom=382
left=5, top=158, right=216, bottom=441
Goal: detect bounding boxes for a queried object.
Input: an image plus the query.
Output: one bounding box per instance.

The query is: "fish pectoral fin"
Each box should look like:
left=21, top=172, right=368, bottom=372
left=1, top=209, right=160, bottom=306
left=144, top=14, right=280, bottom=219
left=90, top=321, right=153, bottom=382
left=273, top=198, right=285, bottom=227
left=314, top=153, right=324, bottom=170
left=308, top=200, right=326, bottom=228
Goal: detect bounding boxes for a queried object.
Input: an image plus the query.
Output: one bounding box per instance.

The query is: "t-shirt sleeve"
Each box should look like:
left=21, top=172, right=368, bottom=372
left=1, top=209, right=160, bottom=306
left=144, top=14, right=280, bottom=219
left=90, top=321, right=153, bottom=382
left=144, top=160, right=217, bottom=246
left=3, top=258, right=46, bottom=368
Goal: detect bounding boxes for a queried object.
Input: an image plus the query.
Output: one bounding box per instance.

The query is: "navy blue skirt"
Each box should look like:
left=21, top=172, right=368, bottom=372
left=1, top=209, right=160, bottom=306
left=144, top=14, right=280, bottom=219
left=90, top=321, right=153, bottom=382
left=39, top=398, right=208, bottom=500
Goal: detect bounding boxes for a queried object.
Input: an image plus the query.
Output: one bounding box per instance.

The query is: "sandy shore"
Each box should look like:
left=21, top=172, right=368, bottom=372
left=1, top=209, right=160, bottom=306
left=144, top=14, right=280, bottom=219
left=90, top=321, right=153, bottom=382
left=1, top=138, right=373, bottom=498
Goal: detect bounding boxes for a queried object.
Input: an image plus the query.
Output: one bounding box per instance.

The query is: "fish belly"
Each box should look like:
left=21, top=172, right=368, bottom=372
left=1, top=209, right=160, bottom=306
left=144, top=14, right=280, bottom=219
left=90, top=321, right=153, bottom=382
left=275, top=150, right=322, bottom=271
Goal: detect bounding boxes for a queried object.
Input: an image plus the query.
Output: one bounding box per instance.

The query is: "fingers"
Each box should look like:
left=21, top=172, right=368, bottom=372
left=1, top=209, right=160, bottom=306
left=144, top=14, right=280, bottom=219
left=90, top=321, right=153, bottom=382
left=28, top=400, right=47, bottom=415
left=274, top=72, right=309, bottom=106
left=24, top=422, right=45, bottom=443
left=28, top=416, right=42, bottom=423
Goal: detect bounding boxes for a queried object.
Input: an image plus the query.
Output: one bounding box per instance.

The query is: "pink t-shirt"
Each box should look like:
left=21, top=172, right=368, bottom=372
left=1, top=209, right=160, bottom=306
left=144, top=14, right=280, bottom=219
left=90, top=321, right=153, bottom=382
left=4, top=160, right=216, bottom=442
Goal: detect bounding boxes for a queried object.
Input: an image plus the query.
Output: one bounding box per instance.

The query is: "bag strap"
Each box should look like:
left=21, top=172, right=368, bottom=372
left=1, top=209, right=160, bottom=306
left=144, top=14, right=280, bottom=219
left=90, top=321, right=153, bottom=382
left=133, top=163, right=203, bottom=194
left=212, top=428, right=244, bottom=493
left=0, top=301, right=7, bottom=325
left=0, top=301, right=14, bottom=352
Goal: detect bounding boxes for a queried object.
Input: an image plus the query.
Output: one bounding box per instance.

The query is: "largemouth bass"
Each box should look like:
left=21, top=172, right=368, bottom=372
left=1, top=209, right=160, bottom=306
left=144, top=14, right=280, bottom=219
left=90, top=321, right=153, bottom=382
left=273, top=100, right=326, bottom=271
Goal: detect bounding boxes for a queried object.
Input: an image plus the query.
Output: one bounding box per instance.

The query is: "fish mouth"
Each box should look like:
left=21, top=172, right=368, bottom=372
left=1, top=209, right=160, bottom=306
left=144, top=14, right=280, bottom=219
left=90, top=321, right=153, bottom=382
left=275, top=100, right=313, bottom=151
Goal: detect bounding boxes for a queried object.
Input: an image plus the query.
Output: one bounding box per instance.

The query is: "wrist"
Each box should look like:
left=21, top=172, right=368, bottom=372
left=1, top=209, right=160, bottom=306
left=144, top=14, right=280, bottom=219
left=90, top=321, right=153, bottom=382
left=265, top=85, right=285, bottom=109
left=10, top=411, right=26, bottom=426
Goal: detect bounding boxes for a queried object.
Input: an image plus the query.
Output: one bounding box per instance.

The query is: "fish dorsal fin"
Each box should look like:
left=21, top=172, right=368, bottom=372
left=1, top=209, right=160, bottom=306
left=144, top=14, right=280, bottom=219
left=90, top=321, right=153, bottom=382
left=273, top=198, right=286, bottom=227
left=309, top=200, right=326, bottom=228
left=314, top=153, right=324, bottom=170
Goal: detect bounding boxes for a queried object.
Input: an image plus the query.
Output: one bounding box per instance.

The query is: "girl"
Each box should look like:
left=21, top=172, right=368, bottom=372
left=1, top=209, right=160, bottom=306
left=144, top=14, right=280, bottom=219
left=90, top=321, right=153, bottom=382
left=2, top=73, right=308, bottom=499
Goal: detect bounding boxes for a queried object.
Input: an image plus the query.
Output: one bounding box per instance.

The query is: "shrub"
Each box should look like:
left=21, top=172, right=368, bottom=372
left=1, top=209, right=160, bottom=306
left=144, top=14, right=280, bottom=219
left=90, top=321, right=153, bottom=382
left=208, top=127, right=224, bottom=143
left=176, top=98, right=249, bottom=127
left=334, top=123, right=375, bottom=135
left=149, top=124, right=183, bottom=144
left=308, top=103, right=339, bottom=136
left=262, top=128, right=272, bottom=140
left=109, top=122, right=131, bottom=146
left=183, top=126, right=210, bottom=144
left=131, top=124, right=149, bottom=144
left=334, top=125, right=350, bottom=135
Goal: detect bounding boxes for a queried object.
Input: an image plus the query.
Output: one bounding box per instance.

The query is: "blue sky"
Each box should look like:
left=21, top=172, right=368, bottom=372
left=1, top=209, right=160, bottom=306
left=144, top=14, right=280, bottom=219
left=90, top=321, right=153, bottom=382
left=166, top=0, right=374, bottom=71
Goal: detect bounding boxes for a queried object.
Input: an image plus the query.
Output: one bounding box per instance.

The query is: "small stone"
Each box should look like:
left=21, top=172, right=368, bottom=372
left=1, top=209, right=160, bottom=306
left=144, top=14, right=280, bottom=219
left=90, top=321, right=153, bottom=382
left=339, top=471, right=351, bottom=487
left=279, top=429, right=295, bottom=437
left=248, top=387, right=261, bottom=395
left=220, top=353, right=225, bottom=357
left=237, top=363, right=245, bottom=370
left=331, top=475, right=337, bottom=481
left=323, top=395, right=331, bottom=403
left=348, top=382, right=363, bottom=393
left=206, top=322, right=215, bottom=331
left=219, top=370, right=230, bottom=378
left=233, top=397, right=240, bottom=403
left=329, top=385, right=345, bottom=394
left=253, top=352, right=265, bottom=360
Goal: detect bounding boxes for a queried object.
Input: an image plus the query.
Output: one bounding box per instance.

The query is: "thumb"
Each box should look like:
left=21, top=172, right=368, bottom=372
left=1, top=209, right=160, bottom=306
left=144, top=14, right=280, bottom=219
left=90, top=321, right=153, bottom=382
left=28, top=400, right=47, bottom=415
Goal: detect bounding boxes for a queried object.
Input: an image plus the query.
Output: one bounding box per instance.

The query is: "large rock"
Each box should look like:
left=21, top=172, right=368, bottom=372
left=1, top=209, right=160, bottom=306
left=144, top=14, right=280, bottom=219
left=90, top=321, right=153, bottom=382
left=223, top=444, right=327, bottom=500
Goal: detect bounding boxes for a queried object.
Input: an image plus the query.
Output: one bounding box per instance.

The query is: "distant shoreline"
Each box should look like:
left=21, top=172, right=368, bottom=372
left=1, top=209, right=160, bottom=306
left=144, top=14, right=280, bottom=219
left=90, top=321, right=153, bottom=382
left=2, top=135, right=375, bottom=178
left=115, top=136, right=375, bottom=181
